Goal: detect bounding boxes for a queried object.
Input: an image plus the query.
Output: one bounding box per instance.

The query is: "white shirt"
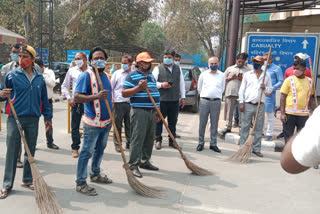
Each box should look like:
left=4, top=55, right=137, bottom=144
left=198, top=69, right=225, bottom=99
left=42, top=67, right=56, bottom=99
left=110, top=68, right=130, bottom=103
left=292, top=106, right=320, bottom=167
left=61, top=65, right=89, bottom=100
left=238, top=70, right=272, bottom=104
left=153, top=65, right=186, bottom=99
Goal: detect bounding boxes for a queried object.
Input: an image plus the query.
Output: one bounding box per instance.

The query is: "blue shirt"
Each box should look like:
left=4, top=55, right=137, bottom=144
left=75, top=70, right=112, bottom=121
left=0, top=67, right=52, bottom=120
left=123, top=69, right=160, bottom=108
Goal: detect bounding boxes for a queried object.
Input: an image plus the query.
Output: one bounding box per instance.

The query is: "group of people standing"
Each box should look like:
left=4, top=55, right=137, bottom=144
left=0, top=43, right=316, bottom=199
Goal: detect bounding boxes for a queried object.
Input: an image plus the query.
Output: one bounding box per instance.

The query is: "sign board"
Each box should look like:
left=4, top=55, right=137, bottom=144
left=245, top=32, right=320, bottom=93
left=35, top=47, right=49, bottom=65
left=67, top=50, right=90, bottom=63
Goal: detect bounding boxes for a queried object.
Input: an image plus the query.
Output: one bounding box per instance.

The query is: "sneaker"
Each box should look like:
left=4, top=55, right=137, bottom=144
left=17, top=160, right=23, bottom=168
left=155, top=141, right=162, bottom=150
left=76, top=183, right=97, bottom=196
left=252, top=151, right=263, bottom=157
left=47, top=143, right=59, bottom=150
left=72, top=150, right=79, bottom=158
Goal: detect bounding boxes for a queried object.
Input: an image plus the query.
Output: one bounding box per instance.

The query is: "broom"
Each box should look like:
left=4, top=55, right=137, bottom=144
left=308, top=57, right=318, bottom=107
left=93, top=65, right=163, bottom=198
left=145, top=88, right=212, bottom=176
left=0, top=73, right=63, bottom=213
left=227, top=47, right=272, bottom=163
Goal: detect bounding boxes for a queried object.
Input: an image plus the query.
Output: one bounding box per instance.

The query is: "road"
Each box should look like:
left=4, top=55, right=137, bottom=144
left=0, top=100, right=319, bottom=214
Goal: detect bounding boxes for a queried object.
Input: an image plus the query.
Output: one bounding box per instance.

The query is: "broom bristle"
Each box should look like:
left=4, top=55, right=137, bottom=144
left=31, top=164, right=63, bottom=214
left=227, top=135, right=253, bottom=164
left=123, top=164, right=164, bottom=198
left=184, top=159, right=213, bottom=176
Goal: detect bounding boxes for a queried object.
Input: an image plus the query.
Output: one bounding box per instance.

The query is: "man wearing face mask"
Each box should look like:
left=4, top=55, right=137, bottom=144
left=74, top=47, right=113, bottom=196
left=238, top=56, right=272, bottom=157
left=153, top=50, right=186, bottom=150
left=222, top=53, right=251, bottom=135
left=196, top=57, right=225, bottom=152
left=110, top=55, right=133, bottom=152
left=261, top=52, right=283, bottom=141
left=62, top=52, right=89, bottom=158
left=280, top=59, right=315, bottom=144
left=0, top=45, right=52, bottom=199
left=122, top=52, right=161, bottom=178
left=174, top=53, right=181, bottom=66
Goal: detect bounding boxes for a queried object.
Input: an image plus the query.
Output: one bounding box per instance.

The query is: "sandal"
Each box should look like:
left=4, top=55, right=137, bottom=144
left=0, top=189, right=10, bottom=199
left=76, top=184, right=97, bottom=196
left=90, top=174, right=113, bottom=184
left=21, top=183, right=35, bottom=191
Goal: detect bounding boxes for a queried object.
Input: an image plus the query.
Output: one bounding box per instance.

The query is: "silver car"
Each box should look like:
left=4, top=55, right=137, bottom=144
left=180, top=65, right=201, bottom=113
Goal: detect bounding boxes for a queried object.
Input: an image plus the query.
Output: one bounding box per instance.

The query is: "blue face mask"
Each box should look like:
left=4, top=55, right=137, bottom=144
left=174, top=61, right=180, bottom=66
left=10, top=54, right=19, bottom=63
left=210, top=64, right=219, bottom=71
left=122, top=63, right=130, bottom=71
left=91, top=60, right=106, bottom=69
left=164, top=57, right=173, bottom=65
left=253, top=63, right=261, bottom=70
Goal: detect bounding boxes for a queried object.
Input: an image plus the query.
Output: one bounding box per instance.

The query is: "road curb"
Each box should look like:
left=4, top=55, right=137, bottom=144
left=218, top=129, right=285, bottom=152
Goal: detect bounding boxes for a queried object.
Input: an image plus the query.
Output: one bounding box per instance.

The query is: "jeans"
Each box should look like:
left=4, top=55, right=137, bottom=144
left=198, top=98, right=221, bottom=146
left=239, top=103, right=265, bottom=152
left=156, top=101, right=179, bottom=143
left=113, top=102, right=131, bottom=146
left=283, top=114, right=308, bottom=143
left=234, top=103, right=239, bottom=123
left=71, top=103, right=84, bottom=150
left=45, top=99, right=54, bottom=144
left=76, top=124, right=111, bottom=185
left=3, top=116, right=39, bottom=190
left=129, top=108, right=156, bottom=167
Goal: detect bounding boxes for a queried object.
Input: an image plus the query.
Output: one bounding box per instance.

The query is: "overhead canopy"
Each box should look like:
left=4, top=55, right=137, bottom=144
left=240, top=0, right=320, bottom=15
left=0, top=25, right=25, bottom=45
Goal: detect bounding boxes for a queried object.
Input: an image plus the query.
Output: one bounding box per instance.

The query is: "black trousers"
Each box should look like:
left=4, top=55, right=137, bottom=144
left=71, top=103, right=84, bottom=150
left=45, top=99, right=53, bottom=144
left=156, top=101, right=179, bottom=143
left=283, top=114, right=308, bottom=143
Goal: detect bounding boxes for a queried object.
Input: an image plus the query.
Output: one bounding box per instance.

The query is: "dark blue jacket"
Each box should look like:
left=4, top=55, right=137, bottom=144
left=0, top=67, right=52, bottom=121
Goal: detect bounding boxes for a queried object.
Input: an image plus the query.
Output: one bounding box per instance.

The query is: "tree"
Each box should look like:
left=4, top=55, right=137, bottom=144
left=136, top=21, right=167, bottom=54
left=162, top=0, right=225, bottom=57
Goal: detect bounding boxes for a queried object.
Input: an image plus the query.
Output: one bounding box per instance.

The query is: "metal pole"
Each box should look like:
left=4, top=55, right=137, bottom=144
left=239, top=0, right=245, bottom=52
left=226, top=0, right=241, bottom=68
left=39, top=0, right=43, bottom=59
left=225, top=0, right=232, bottom=69
left=220, top=0, right=228, bottom=69
left=49, top=0, right=53, bottom=68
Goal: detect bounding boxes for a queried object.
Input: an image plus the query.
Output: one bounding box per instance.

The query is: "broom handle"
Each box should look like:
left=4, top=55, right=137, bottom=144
left=251, top=47, right=272, bottom=134
left=93, top=65, right=128, bottom=164
left=0, top=74, right=34, bottom=161
left=145, top=88, right=186, bottom=160
left=308, top=57, right=318, bottom=106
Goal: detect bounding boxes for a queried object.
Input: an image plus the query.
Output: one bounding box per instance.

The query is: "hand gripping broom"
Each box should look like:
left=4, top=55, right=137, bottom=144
left=145, top=88, right=213, bottom=176
left=227, top=47, right=272, bottom=163
left=0, top=73, right=63, bottom=214
left=93, top=65, right=163, bottom=198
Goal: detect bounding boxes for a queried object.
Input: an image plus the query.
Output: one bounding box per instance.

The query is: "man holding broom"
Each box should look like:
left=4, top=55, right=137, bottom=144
left=238, top=55, right=272, bottom=158
left=74, top=47, right=113, bottom=196
left=0, top=45, right=52, bottom=199
left=122, top=52, right=160, bottom=178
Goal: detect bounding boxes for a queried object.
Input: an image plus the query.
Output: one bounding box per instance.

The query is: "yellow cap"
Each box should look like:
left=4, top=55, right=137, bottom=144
left=22, top=45, right=37, bottom=58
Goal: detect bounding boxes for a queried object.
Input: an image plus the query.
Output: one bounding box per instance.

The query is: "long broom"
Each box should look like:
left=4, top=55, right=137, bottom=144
left=227, top=47, right=272, bottom=163
left=308, top=57, right=318, bottom=107
left=0, top=73, right=63, bottom=213
left=93, top=65, right=163, bottom=198
left=145, top=88, right=213, bottom=176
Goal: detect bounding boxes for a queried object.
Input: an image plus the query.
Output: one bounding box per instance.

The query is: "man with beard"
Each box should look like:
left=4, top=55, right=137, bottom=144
left=74, top=47, right=113, bottom=196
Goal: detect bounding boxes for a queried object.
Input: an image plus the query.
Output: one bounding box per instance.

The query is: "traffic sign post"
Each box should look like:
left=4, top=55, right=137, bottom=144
left=245, top=32, right=320, bottom=94
left=67, top=50, right=90, bottom=63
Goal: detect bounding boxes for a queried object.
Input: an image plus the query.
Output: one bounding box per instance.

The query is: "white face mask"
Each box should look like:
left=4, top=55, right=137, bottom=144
left=75, top=59, right=84, bottom=68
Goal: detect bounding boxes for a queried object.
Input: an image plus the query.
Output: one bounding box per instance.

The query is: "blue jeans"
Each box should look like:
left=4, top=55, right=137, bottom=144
left=3, top=116, right=39, bottom=190
left=76, top=123, right=111, bottom=185
left=234, top=103, right=239, bottom=123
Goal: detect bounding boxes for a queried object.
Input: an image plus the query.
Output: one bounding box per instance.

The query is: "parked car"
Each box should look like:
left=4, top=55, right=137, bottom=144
left=52, top=62, right=70, bottom=93
left=180, top=65, right=201, bottom=113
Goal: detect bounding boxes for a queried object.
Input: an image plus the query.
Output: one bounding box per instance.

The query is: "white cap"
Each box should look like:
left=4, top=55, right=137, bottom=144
left=294, top=53, right=310, bottom=60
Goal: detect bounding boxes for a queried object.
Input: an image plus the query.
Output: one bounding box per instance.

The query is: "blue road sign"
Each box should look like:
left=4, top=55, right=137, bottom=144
left=246, top=33, right=320, bottom=76
left=67, top=50, right=90, bottom=63
left=35, top=47, right=49, bottom=65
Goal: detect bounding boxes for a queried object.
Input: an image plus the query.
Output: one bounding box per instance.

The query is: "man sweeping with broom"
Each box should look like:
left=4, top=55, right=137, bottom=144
left=0, top=45, right=52, bottom=199
left=238, top=55, right=272, bottom=158
left=74, top=47, right=113, bottom=196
